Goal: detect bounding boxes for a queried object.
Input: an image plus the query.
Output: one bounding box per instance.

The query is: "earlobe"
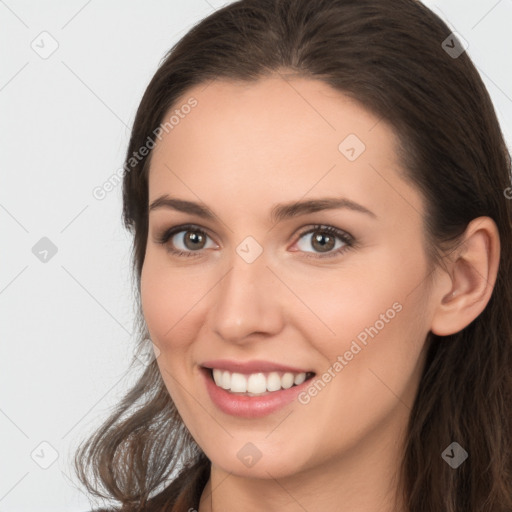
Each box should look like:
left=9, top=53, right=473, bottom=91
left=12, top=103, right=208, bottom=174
left=430, top=217, right=500, bottom=337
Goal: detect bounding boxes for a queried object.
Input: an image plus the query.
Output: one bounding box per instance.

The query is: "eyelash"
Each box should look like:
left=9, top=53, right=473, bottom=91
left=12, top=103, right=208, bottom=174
left=154, top=223, right=355, bottom=259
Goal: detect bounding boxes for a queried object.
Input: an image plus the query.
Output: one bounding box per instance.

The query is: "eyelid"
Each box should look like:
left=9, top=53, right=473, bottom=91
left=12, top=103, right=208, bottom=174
left=154, top=223, right=355, bottom=259
left=153, top=223, right=218, bottom=249
left=291, top=224, right=355, bottom=258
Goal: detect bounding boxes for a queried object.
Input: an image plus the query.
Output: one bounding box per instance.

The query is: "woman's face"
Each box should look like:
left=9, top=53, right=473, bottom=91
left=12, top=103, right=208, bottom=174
left=141, top=75, right=438, bottom=481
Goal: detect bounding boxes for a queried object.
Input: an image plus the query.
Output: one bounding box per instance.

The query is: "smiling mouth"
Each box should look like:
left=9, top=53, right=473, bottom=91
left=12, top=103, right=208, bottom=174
left=203, top=367, right=316, bottom=396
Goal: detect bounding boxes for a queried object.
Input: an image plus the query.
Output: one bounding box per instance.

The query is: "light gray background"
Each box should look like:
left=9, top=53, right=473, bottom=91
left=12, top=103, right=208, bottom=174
left=1, top=1, right=511, bottom=511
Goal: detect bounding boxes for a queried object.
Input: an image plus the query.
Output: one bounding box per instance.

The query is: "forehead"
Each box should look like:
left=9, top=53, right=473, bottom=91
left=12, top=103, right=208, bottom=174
left=147, top=76, right=423, bottom=223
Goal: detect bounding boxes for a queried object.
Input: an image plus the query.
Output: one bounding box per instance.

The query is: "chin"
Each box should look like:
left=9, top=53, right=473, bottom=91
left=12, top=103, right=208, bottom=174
left=206, top=442, right=310, bottom=480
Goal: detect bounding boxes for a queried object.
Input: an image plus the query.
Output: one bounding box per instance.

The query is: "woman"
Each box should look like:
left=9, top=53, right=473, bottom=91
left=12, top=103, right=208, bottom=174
left=74, top=0, right=512, bottom=511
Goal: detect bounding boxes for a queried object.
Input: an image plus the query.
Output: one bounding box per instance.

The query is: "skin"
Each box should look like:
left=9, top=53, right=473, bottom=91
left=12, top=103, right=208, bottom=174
left=140, top=73, right=500, bottom=512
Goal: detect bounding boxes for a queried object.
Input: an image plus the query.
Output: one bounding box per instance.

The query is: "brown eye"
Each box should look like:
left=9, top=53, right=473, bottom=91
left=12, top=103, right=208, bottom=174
left=156, top=224, right=216, bottom=257
left=310, top=231, right=336, bottom=252
left=295, top=225, right=354, bottom=258
left=181, top=230, right=207, bottom=250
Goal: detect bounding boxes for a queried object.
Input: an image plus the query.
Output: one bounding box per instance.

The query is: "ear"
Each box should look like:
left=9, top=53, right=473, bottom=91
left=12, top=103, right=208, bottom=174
left=430, top=216, right=500, bottom=336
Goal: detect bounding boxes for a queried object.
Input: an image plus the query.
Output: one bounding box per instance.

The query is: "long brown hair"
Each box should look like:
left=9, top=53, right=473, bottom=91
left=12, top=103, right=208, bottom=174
left=73, top=0, right=512, bottom=510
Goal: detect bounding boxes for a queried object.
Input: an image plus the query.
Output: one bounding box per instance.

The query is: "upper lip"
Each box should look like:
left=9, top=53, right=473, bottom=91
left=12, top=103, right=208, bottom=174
left=201, top=359, right=314, bottom=374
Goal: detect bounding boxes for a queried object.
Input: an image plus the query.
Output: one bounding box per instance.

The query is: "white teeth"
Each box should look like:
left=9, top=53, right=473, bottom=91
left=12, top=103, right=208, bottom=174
left=213, top=369, right=222, bottom=382
left=294, top=372, right=306, bottom=385
left=213, top=369, right=231, bottom=390
left=211, top=369, right=310, bottom=393
left=281, top=372, right=294, bottom=389
left=247, top=373, right=267, bottom=394
left=221, top=370, right=230, bottom=390
left=230, top=372, right=247, bottom=392
left=266, top=372, right=282, bottom=392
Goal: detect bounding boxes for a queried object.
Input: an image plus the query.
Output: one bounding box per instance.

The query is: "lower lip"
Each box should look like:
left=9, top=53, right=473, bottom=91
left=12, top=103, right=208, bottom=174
left=201, top=367, right=314, bottom=418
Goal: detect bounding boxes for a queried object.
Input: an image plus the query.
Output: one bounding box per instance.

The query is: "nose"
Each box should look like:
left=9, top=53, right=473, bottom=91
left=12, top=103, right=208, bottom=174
left=210, top=251, right=285, bottom=344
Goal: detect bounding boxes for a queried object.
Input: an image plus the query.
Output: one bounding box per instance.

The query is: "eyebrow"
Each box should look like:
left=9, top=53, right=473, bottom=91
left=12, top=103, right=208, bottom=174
left=148, top=195, right=377, bottom=222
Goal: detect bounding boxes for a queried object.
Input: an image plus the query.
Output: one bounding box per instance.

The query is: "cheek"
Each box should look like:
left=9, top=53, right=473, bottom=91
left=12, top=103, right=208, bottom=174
left=290, top=244, right=429, bottom=382
left=288, top=275, right=428, bottom=466
left=140, top=256, right=199, bottom=353
left=282, top=261, right=402, bottom=348
left=140, top=257, right=204, bottom=412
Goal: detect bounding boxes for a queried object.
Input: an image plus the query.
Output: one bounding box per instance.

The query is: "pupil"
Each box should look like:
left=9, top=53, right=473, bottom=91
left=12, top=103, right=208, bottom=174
left=182, top=230, right=335, bottom=253
left=313, top=232, right=334, bottom=252
left=185, top=231, right=204, bottom=250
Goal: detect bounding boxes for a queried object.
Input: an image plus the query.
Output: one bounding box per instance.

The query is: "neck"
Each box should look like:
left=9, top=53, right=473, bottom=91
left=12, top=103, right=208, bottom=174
left=198, top=418, right=407, bottom=512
